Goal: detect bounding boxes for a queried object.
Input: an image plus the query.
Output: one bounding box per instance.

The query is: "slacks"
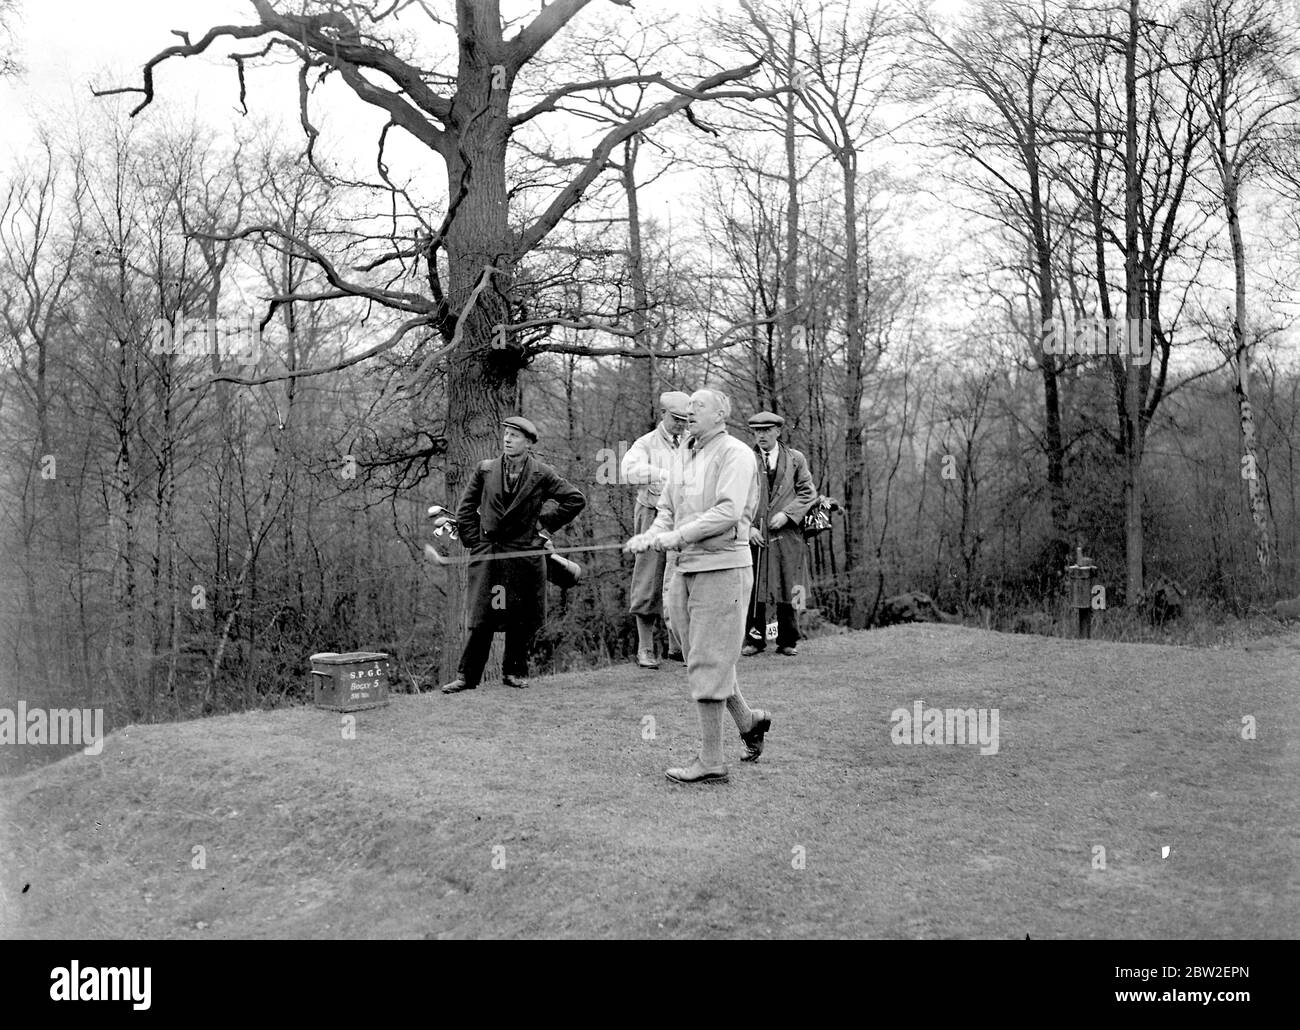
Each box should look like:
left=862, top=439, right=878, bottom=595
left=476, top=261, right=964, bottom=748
left=458, top=623, right=533, bottom=683
left=666, top=564, right=753, bottom=701
left=746, top=601, right=799, bottom=649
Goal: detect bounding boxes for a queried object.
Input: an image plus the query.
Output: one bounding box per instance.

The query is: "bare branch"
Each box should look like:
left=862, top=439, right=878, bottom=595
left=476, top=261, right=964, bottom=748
left=512, top=313, right=786, bottom=358
left=510, top=70, right=762, bottom=128
left=91, top=21, right=275, bottom=115
left=95, top=0, right=453, bottom=153
left=199, top=315, right=436, bottom=387
left=195, top=225, right=432, bottom=314
left=398, top=262, right=506, bottom=393
left=517, top=60, right=773, bottom=255
left=507, top=0, right=598, bottom=71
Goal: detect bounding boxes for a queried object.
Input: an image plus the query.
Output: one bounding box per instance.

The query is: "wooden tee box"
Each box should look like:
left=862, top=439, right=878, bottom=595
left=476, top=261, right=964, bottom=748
left=309, top=651, right=392, bottom=712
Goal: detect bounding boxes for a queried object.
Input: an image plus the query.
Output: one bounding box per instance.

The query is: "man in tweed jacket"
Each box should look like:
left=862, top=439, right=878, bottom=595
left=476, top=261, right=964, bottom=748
left=743, top=411, right=817, bottom=657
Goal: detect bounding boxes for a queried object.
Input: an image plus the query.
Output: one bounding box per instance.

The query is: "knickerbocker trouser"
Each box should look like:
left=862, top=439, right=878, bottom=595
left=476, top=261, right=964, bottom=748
left=628, top=502, right=668, bottom=618
left=667, top=564, right=753, bottom=701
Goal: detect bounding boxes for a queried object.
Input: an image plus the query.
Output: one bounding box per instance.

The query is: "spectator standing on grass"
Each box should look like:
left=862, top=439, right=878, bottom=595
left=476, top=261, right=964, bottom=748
left=621, top=391, right=691, bottom=669
left=743, top=412, right=817, bottom=658
left=626, top=389, right=773, bottom=785
left=441, top=416, right=586, bottom=695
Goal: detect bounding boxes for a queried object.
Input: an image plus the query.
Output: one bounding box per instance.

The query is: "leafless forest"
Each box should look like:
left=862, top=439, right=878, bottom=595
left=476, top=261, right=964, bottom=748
left=2, top=0, right=1298, bottom=735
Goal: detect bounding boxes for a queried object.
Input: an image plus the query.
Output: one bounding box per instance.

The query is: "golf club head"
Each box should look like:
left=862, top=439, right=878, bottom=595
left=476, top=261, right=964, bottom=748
left=426, top=504, right=458, bottom=538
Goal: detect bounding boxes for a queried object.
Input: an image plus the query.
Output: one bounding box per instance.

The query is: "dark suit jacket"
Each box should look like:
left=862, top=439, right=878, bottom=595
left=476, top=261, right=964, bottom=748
left=456, top=454, right=586, bottom=628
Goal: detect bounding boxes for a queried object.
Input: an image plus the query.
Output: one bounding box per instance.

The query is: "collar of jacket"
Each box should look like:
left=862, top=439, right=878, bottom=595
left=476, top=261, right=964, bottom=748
left=686, top=424, right=727, bottom=452
left=756, top=442, right=780, bottom=469
left=658, top=423, right=681, bottom=448
left=491, top=453, right=534, bottom=502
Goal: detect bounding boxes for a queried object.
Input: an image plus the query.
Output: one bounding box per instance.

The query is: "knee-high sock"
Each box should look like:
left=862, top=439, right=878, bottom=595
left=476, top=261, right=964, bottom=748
left=726, top=681, right=755, bottom=733
left=698, top=700, right=725, bottom=767
left=635, top=614, right=656, bottom=654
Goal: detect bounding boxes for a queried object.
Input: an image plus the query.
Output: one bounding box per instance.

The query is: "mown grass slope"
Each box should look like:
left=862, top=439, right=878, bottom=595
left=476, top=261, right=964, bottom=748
left=2, top=625, right=1296, bottom=939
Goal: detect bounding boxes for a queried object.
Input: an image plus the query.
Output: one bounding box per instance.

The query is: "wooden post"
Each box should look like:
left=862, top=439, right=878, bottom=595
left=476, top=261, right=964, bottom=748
left=1067, top=544, right=1096, bottom=639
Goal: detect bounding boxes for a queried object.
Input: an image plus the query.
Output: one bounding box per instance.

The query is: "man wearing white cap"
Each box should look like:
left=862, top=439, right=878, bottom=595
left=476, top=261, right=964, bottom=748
left=620, top=391, right=690, bottom=668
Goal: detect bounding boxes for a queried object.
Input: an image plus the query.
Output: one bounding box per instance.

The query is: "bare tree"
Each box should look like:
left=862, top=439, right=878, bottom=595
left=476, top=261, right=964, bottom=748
left=0, top=138, right=85, bottom=692
left=98, top=0, right=782, bottom=677
left=909, top=0, right=1075, bottom=551
left=1182, top=0, right=1299, bottom=589
left=1052, top=1, right=1219, bottom=599
left=780, top=0, right=901, bottom=627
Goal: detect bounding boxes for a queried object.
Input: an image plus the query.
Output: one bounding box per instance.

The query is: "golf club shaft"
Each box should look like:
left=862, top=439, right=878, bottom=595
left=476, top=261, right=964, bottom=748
left=427, top=540, right=628, bottom=564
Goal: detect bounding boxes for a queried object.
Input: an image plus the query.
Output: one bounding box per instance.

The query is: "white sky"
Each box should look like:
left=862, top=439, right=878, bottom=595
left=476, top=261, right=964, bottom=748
left=0, top=0, right=966, bottom=141
left=0, top=0, right=965, bottom=219
left=0, top=0, right=1291, bottom=370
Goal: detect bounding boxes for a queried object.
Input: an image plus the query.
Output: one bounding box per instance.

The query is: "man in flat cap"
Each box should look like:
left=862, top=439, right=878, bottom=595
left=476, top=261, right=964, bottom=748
left=620, top=390, right=690, bottom=668
left=442, top=416, right=586, bottom=694
left=744, top=411, right=817, bottom=657
left=626, top=388, right=775, bottom=785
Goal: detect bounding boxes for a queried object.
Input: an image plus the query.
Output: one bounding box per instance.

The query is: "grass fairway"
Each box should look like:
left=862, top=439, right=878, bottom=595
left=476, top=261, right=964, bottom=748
left=2, top=625, right=1297, bottom=939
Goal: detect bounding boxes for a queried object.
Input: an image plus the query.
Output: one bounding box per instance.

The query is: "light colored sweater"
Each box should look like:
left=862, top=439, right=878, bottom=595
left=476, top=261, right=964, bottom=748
left=621, top=423, right=681, bottom=508
left=650, top=425, right=757, bottom=573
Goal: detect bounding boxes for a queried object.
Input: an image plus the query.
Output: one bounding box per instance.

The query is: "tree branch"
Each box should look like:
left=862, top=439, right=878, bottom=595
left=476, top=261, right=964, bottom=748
left=195, top=225, right=432, bottom=314
left=517, top=60, right=772, bottom=255
left=198, top=315, right=436, bottom=387
left=512, top=313, right=785, bottom=358
left=507, top=0, right=598, bottom=71
left=398, top=262, right=506, bottom=393
left=91, top=21, right=275, bottom=115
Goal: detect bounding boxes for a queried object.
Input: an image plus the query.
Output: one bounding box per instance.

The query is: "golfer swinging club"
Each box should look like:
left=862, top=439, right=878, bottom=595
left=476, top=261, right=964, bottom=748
left=626, top=388, right=773, bottom=784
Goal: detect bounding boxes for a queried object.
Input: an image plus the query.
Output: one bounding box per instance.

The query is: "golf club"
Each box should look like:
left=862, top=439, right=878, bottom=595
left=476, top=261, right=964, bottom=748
left=422, top=540, right=627, bottom=565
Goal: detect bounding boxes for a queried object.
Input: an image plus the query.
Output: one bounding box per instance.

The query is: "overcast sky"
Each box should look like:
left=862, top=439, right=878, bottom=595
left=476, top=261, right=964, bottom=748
left=0, top=0, right=1290, bottom=364
left=0, top=1, right=963, bottom=225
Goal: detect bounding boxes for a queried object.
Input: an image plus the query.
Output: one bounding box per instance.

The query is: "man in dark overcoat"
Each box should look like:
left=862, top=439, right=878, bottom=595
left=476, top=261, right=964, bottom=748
left=441, top=416, right=586, bottom=694
left=743, top=411, right=817, bottom=657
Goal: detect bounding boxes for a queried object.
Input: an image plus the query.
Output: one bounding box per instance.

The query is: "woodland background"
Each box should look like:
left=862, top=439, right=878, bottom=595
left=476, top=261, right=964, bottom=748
left=1, top=0, right=1298, bottom=745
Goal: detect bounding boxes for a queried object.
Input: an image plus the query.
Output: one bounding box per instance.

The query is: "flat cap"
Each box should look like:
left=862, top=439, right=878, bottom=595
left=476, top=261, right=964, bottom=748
left=500, top=415, right=539, bottom=442
left=747, top=411, right=784, bottom=429
left=659, top=390, right=691, bottom=418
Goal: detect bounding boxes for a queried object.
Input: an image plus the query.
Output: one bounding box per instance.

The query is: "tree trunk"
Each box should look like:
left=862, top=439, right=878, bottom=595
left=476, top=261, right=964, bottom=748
left=1123, top=0, right=1144, bottom=603
left=1223, top=159, right=1274, bottom=586
left=780, top=13, right=799, bottom=420
left=622, top=136, right=655, bottom=422
left=840, top=151, right=868, bottom=629
left=1027, top=151, right=1067, bottom=546
left=437, top=11, right=521, bottom=682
